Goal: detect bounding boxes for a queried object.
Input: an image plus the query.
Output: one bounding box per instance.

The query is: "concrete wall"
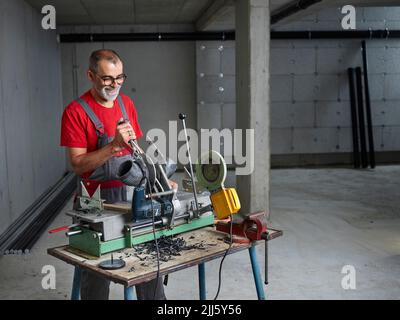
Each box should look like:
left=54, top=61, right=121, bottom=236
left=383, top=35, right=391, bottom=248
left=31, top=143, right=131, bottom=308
left=0, top=0, right=65, bottom=235
left=196, top=41, right=236, bottom=132
left=59, top=24, right=197, bottom=155
left=271, top=6, right=400, bottom=159
left=197, top=6, right=400, bottom=165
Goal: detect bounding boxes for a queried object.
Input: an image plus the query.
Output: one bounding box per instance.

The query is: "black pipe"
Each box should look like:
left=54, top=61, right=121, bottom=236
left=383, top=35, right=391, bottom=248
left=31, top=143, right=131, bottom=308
left=361, top=41, right=376, bottom=169
left=355, top=67, right=368, bottom=168
left=58, top=30, right=400, bottom=43
left=347, top=68, right=361, bottom=169
left=271, top=0, right=322, bottom=25
left=271, top=29, right=400, bottom=40
left=59, top=32, right=235, bottom=43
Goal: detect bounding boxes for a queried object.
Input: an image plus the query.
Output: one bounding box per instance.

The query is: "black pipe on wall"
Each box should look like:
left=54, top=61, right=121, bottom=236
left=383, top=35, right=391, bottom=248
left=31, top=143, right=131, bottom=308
left=58, top=30, right=400, bottom=43
left=361, top=40, right=376, bottom=169
left=59, top=32, right=235, bottom=43
left=271, top=30, right=400, bottom=40
left=347, top=68, right=360, bottom=169
left=355, top=67, right=368, bottom=168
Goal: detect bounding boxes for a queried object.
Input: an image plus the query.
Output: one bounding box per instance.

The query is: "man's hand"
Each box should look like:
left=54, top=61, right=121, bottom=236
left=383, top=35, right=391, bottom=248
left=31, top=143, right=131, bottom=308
left=111, top=120, right=136, bottom=152
left=169, top=180, right=178, bottom=191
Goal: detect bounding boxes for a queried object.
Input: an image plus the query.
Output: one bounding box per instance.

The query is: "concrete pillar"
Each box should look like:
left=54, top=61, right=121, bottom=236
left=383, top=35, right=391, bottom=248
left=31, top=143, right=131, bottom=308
left=235, top=0, right=270, bottom=217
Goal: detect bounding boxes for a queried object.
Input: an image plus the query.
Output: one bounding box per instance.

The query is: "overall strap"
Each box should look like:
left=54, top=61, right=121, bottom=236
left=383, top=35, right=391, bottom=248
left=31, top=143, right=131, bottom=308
left=76, top=98, right=105, bottom=136
left=117, top=95, right=129, bottom=121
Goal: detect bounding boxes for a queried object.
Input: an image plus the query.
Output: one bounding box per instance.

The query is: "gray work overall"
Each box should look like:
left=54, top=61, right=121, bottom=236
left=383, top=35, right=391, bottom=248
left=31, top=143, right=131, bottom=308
left=76, top=95, right=166, bottom=300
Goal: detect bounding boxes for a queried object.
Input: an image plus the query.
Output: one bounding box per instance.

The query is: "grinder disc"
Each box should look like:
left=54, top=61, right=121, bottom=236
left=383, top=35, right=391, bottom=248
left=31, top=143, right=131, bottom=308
left=195, top=150, right=227, bottom=192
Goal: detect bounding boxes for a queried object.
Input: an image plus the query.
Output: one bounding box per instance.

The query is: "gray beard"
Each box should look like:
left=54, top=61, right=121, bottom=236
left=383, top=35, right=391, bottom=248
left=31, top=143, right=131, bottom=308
left=97, top=85, right=121, bottom=102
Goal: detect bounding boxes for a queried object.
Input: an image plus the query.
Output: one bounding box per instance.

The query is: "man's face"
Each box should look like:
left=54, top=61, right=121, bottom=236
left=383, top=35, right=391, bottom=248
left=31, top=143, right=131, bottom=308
left=88, top=59, right=125, bottom=102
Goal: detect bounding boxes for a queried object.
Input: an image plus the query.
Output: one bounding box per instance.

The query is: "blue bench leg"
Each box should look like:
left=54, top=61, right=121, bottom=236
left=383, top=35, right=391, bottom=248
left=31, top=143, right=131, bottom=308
left=198, top=263, right=206, bottom=300
left=248, top=244, right=266, bottom=300
left=71, top=266, right=81, bottom=300
left=124, top=286, right=136, bottom=300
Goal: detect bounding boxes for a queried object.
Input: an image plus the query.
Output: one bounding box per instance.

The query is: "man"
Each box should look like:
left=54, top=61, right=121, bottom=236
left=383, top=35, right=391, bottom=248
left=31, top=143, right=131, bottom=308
left=61, top=49, right=171, bottom=300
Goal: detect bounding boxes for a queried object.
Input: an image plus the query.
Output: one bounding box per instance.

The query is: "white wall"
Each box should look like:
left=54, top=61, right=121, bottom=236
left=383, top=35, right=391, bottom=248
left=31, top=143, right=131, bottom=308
left=0, top=0, right=65, bottom=235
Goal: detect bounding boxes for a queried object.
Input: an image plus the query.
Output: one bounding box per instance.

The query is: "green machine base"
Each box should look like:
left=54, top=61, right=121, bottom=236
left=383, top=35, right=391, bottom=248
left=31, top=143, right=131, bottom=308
left=68, top=214, right=214, bottom=257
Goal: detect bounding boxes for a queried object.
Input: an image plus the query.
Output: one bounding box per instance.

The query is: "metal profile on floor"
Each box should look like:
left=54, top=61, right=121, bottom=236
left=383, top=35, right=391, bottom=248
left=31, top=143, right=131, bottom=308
left=0, top=172, right=77, bottom=255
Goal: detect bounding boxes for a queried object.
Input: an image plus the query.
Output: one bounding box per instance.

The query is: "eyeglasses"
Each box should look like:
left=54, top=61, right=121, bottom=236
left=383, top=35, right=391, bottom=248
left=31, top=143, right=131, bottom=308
left=95, top=73, right=127, bottom=86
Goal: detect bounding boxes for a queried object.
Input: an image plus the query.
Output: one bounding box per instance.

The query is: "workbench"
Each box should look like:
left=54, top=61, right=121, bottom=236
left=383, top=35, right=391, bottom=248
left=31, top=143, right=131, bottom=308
left=48, top=226, right=282, bottom=300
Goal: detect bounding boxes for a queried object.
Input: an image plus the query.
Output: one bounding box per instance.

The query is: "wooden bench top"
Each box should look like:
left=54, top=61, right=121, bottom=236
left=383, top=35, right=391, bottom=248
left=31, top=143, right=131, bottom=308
left=48, top=227, right=282, bottom=287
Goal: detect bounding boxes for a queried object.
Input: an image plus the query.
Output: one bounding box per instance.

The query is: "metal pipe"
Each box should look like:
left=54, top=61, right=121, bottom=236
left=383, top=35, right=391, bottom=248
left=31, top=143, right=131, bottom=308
left=57, top=30, right=400, bottom=44
left=157, top=163, right=172, bottom=191
left=1, top=172, right=76, bottom=253
left=66, top=230, right=83, bottom=237
left=145, top=137, right=173, bottom=192
left=24, top=178, right=76, bottom=250
left=271, top=29, right=400, bottom=39
left=131, top=220, right=163, bottom=230
left=130, top=212, right=193, bottom=232
left=264, top=239, right=268, bottom=285
left=361, top=40, right=376, bottom=169
left=0, top=173, right=72, bottom=252
left=9, top=190, right=65, bottom=251
left=59, top=32, right=234, bottom=43
left=355, top=67, right=368, bottom=168
left=179, top=113, right=200, bottom=218
left=146, top=190, right=176, bottom=199
left=248, top=244, right=266, bottom=300
left=271, top=0, right=322, bottom=25
left=347, top=68, right=361, bottom=169
left=261, top=233, right=269, bottom=285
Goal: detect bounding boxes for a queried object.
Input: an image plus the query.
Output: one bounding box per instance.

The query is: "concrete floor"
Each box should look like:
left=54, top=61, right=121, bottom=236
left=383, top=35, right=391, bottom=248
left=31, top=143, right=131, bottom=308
left=1, top=166, right=399, bottom=300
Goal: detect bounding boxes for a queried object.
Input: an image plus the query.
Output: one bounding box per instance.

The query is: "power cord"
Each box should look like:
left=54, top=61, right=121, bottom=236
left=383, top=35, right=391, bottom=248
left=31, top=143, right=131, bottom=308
left=129, top=136, right=162, bottom=300
left=149, top=183, right=161, bottom=300
left=213, top=214, right=233, bottom=300
left=144, top=153, right=161, bottom=300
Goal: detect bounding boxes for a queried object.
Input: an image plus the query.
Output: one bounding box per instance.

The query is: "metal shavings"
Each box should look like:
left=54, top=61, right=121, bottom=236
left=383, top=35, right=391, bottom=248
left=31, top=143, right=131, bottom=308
left=128, top=267, right=135, bottom=272
left=132, top=235, right=209, bottom=264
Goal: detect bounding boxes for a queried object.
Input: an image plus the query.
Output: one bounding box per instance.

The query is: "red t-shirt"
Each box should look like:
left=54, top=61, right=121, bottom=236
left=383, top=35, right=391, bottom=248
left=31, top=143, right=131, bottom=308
left=61, top=90, right=143, bottom=193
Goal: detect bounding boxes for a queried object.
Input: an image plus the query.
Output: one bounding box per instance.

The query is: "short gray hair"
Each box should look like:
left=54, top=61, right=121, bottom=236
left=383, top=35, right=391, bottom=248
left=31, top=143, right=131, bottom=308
left=89, top=49, right=122, bottom=73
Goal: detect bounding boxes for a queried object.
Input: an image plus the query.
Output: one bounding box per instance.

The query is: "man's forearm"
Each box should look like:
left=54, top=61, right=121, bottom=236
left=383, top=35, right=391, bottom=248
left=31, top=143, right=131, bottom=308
left=71, top=143, right=116, bottom=176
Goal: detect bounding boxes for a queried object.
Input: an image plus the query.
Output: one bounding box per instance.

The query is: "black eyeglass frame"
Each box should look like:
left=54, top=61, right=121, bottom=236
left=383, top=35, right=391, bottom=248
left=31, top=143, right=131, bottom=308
left=94, top=72, right=127, bottom=86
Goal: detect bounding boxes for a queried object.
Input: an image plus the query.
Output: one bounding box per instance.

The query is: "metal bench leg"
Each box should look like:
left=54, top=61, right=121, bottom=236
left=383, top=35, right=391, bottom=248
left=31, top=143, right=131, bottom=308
left=248, top=244, right=266, bottom=300
left=124, top=287, right=136, bottom=300
left=124, top=286, right=136, bottom=300
left=198, top=263, right=206, bottom=300
left=71, top=266, right=81, bottom=300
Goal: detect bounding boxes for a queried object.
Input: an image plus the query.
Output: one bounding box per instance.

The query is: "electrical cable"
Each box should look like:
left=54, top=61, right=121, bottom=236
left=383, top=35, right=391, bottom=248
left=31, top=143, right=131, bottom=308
left=213, top=214, right=233, bottom=300
left=128, top=132, right=161, bottom=300
left=143, top=152, right=161, bottom=300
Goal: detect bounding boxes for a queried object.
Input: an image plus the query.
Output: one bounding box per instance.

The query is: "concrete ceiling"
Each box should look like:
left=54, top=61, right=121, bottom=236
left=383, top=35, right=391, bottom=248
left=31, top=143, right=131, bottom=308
left=25, top=0, right=214, bottom=25
left=25, top=0, right=400, bottom=30
left=272, top=0, right=400, bottom=26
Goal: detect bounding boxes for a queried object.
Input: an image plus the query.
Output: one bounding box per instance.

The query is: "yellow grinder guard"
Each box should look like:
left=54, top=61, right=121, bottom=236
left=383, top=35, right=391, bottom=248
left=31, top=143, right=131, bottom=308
left=210, top=188, right=241, bottom=219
